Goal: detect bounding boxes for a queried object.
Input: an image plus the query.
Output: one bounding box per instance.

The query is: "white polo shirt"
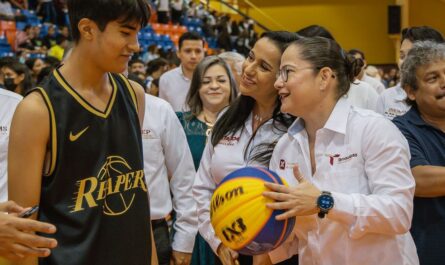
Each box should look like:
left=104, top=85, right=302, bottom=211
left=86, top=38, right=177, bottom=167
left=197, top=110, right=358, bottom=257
left=376, top=84, right=411, bottom=120
left=268, top=98, right=418, bottom=265
left=0, top=89, right=22, bottom=202
left=362, top=74, right=385, bottom=94
left=159, top=66, right=191, bottom=112
left=193, top=114, right=288, bottom=253
left=142, top=94, right=197, bottom=253
left=344, top=80, right=378, bottom=111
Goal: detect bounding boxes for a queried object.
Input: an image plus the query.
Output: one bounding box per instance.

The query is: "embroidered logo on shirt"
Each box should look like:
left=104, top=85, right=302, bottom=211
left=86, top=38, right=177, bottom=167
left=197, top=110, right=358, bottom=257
left=278, top=159, right=298, bottom=169
left=279, top=159, right=286, bottom=169
left=385, top=108, right=406, bottom=118
left=141, top=129, right=155, bottom=139
left=326, top=154, right=340, bottom=165
left=69, top=126, right=89, bottom=142
left=220, top=136, right=240, bottom=146
left=325, top=153, right=358, bottom=165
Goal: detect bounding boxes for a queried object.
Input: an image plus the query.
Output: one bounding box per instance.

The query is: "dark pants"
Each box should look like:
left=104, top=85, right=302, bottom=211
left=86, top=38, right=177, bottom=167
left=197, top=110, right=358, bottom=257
left=152, top=219, right=172, bottom=265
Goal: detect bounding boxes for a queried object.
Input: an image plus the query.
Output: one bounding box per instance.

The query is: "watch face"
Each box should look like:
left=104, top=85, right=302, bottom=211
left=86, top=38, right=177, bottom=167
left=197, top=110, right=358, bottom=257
left=318, top=194, right=334, bottom=210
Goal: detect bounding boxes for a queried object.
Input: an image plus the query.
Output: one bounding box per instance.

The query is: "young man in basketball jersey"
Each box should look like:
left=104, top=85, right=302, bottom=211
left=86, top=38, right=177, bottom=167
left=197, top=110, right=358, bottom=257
left=7, top=0, right=157, bottom=264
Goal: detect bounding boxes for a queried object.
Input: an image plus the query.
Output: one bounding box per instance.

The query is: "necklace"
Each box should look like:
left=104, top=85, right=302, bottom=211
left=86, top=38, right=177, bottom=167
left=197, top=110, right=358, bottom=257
left=203, top=114, right=214, bottom=137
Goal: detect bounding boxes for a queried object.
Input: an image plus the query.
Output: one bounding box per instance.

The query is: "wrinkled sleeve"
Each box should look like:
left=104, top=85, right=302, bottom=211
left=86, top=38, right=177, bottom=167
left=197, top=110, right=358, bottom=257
left=328, top=118, right=415, bottom=239
left=192, top=138, right=221, bottom=253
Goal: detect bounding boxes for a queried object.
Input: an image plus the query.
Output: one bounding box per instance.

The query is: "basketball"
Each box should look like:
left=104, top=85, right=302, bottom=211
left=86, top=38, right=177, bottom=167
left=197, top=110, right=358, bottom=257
left=210, top=167, right=296, bottom=255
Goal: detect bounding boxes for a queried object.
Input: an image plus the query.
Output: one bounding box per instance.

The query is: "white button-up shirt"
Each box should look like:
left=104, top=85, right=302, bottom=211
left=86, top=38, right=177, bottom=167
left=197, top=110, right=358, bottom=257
left=193, top=114, right=288, bottom=253
left=142, top=94, right=197, bottom=253
left=344, top=80, right=378, bottom=111
left=376, top=84, right=411, bottom=120
left=159, top=66, right=191, bottom=112
left=0, top=89, right=22, bottom=202
left=362, top=74, right=385, bottom=94
left=268, top=98, right=419, bottom=265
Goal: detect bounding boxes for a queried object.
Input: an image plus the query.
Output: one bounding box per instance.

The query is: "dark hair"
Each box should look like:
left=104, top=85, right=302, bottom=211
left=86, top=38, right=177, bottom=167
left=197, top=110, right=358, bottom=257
left=289, top=37, right=362, bottom=98
left=25, top=58, right=39, bottom=70
left=178, top=31, right=204, bottom=49
left=146, top=57, right=168, bottom=75
left=297, top=25, right=335, bottom=40
left=127, top=73, right=146, bottom=88
left=348, top=48, right=365, bottom=60
left=4, top=62, right=33, bottom=94
left=37, top=66, right=54, bottom=85
left=0, top=56, right=18, bottom=68
left=211, top=31, right=299, bottom=166
left=67, top=0, right=151, bottom=43
left=44, top=56, right=61, bottom=68
left=186, top=56, right=237, bottom=118
left=401, top=26, right=444, bottom=44
left=129, top=58, right=145, bottom=67
left=401, top=41, right=445, bottom=107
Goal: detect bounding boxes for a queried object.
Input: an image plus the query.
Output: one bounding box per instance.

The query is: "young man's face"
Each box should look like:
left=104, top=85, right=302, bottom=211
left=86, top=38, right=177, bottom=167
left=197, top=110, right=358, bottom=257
left=93, top=20, right=141, bottom=73
left=407, top=59, right=445, bottom=117
left=399, top=39, right=413, bottom=70
left=177, top=40, right=204, bottom=73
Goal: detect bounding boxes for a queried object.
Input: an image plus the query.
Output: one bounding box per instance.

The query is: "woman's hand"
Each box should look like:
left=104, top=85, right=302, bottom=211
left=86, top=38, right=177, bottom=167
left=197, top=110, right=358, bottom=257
left=263, top=165, right=321, bottom=220
left=217, top=244, right=239, bottom=265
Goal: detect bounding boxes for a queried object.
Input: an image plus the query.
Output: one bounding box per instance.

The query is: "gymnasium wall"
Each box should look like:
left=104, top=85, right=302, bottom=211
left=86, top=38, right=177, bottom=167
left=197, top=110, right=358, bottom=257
left=210, top=0, right=396, bottom=64
left=410, top=0, right=445, bottom=35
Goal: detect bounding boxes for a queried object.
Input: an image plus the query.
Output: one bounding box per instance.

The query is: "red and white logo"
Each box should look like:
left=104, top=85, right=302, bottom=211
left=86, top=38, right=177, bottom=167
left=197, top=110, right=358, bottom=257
left=326, top=154, right=340, bottom=166
left=279, top=159, right=286, bottom=169
left=325, top=153, right=358, bottom=166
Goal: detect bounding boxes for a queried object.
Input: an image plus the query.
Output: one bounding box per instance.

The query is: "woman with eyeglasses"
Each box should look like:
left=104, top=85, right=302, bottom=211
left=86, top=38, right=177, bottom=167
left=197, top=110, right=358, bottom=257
left=257, top=37, right=419, bottom=264
left=193, top=32, right=299, bottom=265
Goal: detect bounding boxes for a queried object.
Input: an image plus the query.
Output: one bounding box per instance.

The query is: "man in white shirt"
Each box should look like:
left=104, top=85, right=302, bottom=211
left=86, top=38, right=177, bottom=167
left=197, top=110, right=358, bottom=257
left=349, top=49, right=386, bottom=94
left=0, top=88, right=22, bottom=202
left=159, top=32, right=204, bottom=112
left=142, top=93, right=198, bottom=265
left=376, top=26, right=444, bottom=119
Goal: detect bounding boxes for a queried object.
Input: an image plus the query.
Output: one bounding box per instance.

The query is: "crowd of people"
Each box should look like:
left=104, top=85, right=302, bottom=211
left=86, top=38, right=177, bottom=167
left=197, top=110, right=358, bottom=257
left=0, top=1, right=444, bottom=265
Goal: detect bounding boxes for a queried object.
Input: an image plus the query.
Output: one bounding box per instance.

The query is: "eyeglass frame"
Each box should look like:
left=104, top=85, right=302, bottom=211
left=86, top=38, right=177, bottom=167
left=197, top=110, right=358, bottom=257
left=276, top=65, right=336, bottom=83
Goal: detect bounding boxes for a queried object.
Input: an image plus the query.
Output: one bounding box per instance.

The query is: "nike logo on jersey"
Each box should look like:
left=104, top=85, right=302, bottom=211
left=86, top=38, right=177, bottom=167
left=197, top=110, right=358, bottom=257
left=69, top=126, right=89, bottom=142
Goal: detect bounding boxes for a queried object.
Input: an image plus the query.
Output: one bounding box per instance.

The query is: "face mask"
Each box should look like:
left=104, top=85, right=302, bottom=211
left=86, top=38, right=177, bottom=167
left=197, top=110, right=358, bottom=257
left=4, top=77, right=17, bottom=91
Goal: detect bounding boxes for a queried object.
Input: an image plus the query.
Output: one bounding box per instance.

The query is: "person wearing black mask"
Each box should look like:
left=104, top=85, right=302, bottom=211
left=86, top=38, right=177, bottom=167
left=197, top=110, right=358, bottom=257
left=1, top=62, right=32, bottom=95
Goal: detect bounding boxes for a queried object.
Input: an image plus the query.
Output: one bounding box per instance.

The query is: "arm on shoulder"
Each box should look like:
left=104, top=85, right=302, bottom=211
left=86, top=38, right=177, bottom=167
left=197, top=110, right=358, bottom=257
left=128, top=79, right=146, bottom=127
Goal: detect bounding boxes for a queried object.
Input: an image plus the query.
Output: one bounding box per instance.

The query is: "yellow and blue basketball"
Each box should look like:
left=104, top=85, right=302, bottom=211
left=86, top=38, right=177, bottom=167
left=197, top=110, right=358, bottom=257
left=210, top=166, right=295, bottom=255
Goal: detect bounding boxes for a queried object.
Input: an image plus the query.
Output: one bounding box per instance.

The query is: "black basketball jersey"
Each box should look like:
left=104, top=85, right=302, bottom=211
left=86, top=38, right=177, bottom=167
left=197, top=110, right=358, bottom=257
left=34, top=69, right=151, bottom=265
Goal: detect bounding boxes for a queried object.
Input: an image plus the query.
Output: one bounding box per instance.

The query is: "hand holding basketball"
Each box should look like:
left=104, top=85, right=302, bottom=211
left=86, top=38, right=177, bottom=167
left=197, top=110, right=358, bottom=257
left=264, top=165, right=321, bottom=220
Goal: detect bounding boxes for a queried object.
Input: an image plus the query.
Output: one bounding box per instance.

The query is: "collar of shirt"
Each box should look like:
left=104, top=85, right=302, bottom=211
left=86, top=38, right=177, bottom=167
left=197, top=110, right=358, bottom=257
left=406, top=107, right=442, bottom=132
left=394, top=84, right=407, bottom=102
left=288, top=97, right=350, bottom=136
left=178, top=65, right=190, bottom=82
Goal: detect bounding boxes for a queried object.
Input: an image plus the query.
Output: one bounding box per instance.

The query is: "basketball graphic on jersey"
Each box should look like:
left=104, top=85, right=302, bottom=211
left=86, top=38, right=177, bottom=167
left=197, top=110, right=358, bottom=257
left=71, top=155, right=147, bottom=215
left=98, top=156, right=138, bottom=216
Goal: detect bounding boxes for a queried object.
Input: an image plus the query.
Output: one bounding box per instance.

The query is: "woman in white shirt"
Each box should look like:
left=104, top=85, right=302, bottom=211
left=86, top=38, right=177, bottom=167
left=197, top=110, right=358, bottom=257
left=258, top=37, right=419, bottom=265
left=193, top=31, right=299, bottom=265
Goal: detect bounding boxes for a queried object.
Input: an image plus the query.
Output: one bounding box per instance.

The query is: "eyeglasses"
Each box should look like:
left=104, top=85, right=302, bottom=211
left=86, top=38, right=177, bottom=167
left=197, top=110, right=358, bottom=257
left=276, top=65, right=336, bottom=82
left=276, top=65, right=314, bottom=82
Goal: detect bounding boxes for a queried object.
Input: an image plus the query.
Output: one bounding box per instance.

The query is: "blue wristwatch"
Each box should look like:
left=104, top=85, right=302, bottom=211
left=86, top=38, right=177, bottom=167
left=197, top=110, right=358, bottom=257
left=317, top=191, right=334, bottom=218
